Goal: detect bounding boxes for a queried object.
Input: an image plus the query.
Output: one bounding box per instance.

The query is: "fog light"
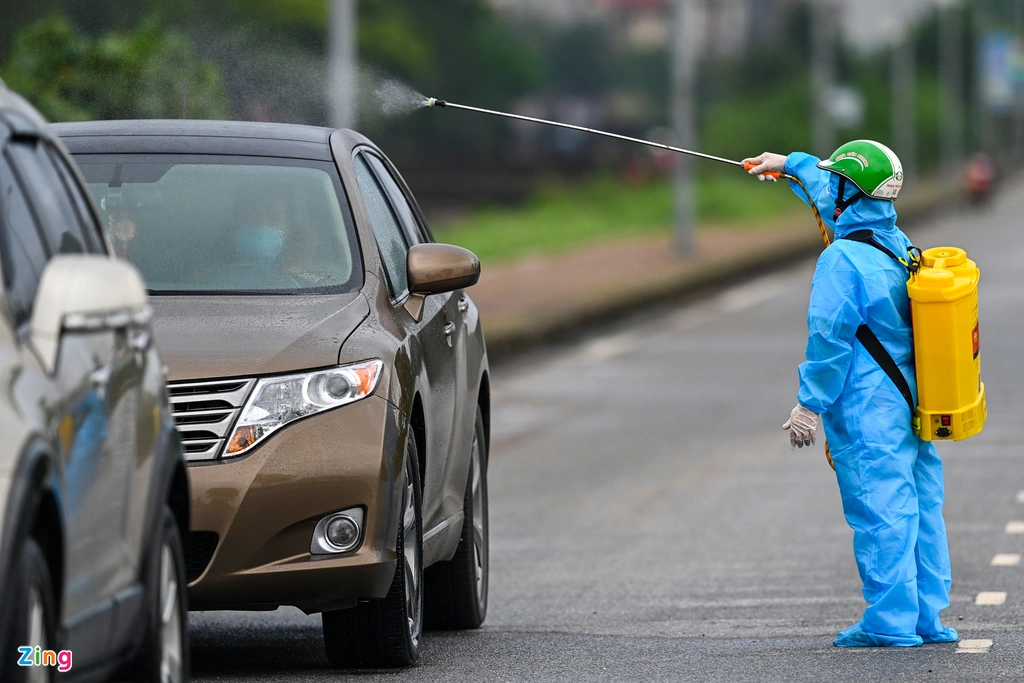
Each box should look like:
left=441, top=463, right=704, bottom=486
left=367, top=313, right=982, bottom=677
left=326, top=517, right=359, bottom=550
left=310, top=508, right=364, bottom=555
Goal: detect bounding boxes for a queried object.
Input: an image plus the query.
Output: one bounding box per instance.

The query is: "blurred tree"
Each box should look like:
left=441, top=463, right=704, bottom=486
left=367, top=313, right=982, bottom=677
left=354, top=0, right=544, bottom=168
left=697, top=1, right=972, bottom=179
left=2, top=16, right=228, bottom=121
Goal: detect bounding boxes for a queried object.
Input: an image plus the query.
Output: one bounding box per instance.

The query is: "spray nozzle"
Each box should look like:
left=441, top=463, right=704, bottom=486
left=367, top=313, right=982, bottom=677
left=427, top=98, right=447, bottom=108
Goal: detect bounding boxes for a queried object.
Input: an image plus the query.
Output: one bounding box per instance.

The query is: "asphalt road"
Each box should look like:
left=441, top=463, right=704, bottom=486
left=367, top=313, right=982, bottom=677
left=190, top=184, right=1024, bottom=682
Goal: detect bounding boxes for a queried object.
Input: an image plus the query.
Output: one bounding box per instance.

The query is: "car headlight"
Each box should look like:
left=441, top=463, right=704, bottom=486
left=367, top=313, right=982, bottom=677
left=225, top=359, right=384, bottom=457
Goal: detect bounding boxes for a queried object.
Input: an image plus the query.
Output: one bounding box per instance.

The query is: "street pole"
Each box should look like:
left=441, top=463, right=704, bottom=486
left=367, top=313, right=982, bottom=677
left=892, top=33, right=917, bottom=194
left=1016, top=0, right=1024, bottom=158
left=329, top=0, right=357, bottom=129
left=811, top=0, right=836, bottom=157
left=671, top=0, right=699, bottom=257
left=939, top=2, right=964, bottom=177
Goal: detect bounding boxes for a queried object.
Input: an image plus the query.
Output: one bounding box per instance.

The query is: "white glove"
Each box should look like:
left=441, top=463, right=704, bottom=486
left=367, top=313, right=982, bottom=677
left=742, top=152, right=787, bottom=182
left=783, top=404, right=818, bottom=449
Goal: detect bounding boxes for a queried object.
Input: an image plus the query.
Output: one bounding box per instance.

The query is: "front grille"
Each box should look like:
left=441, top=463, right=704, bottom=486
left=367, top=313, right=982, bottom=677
left=187, top=531, right=219, bottom=583
left=167, top=378, right=255, bottom=462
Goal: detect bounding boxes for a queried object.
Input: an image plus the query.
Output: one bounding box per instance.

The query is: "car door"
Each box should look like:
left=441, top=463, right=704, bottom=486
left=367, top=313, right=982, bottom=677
left=352, top=152, right=460, bottom=522
left=6, top=137, right=137, bottom=661
left=363, top=153, right=474, bottom=500
left=43, top=141, right=159, bottom=593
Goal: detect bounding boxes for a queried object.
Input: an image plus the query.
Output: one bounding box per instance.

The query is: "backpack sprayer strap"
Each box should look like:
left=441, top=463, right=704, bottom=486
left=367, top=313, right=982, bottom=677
left=839, top=231, right=923, bottom=435
left=853, top=325, right=917, bottom=420
left=842, top=229, right=921, bottom=273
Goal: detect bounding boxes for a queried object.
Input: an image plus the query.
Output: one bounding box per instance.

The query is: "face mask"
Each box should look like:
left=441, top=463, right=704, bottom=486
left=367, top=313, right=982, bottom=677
left=234, top=225, right=285, bottom=260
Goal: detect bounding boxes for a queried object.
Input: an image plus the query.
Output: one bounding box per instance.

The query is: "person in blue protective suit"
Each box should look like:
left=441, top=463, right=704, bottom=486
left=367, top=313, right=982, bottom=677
left=743, top=141, right=957, bottom=648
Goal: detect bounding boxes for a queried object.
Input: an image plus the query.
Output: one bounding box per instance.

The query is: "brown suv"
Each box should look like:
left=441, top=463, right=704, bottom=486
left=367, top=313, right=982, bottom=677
left=56, top=120, right=491, bottom=668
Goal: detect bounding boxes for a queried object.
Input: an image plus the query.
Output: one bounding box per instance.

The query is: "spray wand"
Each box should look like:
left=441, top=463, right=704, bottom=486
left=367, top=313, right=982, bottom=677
left=426, top=97, right=833, bottom=249
left=428, top=96, right=837, bottom=468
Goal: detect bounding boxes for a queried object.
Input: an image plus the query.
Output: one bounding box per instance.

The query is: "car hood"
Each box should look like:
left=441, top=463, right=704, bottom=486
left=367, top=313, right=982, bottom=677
left=151, top=292, right=370, bottom=381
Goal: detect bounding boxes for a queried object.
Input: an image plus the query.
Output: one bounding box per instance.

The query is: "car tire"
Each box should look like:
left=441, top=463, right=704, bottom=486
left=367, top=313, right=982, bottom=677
left=425, top=406, right=489, bottom=630
left=125, top=506, right=189, bottom=683
left=322, top=430, right=424, bottom=668
left=2, top=537, right=57, bottom=683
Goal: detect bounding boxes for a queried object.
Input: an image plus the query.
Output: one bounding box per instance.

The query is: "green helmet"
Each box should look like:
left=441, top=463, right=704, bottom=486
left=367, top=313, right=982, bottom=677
left=817, top=140, right=904, bottom=201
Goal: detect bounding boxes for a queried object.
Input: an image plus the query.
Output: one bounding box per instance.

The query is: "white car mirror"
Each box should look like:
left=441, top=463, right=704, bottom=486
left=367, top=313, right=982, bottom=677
left=30, top=255, right=150, bottom=373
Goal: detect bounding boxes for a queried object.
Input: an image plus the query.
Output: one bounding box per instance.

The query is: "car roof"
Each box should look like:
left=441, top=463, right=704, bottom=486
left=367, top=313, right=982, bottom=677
left=0, top=82, right=52, bottom=136
left=52, top=119, right=340, bottom=161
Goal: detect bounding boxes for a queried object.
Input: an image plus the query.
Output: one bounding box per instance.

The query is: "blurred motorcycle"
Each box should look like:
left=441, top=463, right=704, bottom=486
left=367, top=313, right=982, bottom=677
left=964, top=153, right=995, bottom=206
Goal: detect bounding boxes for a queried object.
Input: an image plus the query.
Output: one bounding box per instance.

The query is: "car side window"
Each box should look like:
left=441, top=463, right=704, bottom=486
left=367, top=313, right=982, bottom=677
left=7, top=140, right=95, bottom=255
left=45, top=144, right=105, bottom=254
left=0, top=153, right=50, bottom=329
left=354, top=154, right=409, bottom=297
left=364, top=154, right=427, bottom=245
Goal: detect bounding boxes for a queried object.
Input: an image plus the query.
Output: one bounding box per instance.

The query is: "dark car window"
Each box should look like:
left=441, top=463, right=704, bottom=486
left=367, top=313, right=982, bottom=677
left=75, top=155, right=362, bottom=295
left=364, top=154, right=426, bottom=245
left=0, top=153, right=50, bottom=329
left=7, top=140, right=95, bottom=255
left=354, top=154, right=409, bottom=297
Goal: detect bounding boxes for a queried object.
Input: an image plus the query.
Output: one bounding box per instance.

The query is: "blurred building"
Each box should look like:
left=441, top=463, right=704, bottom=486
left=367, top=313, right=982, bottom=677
left=488, top=0, right=961, bottom=52
left=487, top=0, right=761, bottom=56
left=487, top=0, right=606, bottom=25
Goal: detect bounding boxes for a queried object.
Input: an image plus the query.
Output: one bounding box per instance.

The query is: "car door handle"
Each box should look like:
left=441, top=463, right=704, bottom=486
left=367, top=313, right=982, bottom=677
left=90, top=364, right=112, bottom=400
left=457, top=296, right=470, bottom=313
left=90, top=365, right=112, bottom=388
left=129, top=330, right=151, bottom=353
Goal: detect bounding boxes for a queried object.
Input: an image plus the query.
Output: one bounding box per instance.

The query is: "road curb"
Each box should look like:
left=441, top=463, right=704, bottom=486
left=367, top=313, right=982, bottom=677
left=484, top=187, right=959, bottom=364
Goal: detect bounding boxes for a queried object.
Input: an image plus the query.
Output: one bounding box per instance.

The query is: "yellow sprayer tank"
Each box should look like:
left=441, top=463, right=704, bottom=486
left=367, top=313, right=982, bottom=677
left=907, top=247, right=986, bottom=441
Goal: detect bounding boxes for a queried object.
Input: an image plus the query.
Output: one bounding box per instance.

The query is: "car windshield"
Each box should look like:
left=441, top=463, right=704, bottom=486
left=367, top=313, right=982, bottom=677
left=75, top=155, right=361, bottom=294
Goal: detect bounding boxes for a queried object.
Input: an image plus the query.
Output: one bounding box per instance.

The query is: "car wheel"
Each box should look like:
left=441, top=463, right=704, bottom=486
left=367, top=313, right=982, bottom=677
left=2, top=537, right=57, bottom=683
left=126, top=506, right=189, bottom=683
left=425, top=406, right=489, bottom=630
left=322, top=430, right=424, bottom=667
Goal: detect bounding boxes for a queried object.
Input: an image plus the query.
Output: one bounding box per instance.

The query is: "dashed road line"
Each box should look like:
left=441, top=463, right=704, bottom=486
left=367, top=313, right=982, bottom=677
left=956, top=639, right=994, bottom=654
left=1005, top=521, right=1024, bottom=534
left=578, top=332, right=642, bottom=363
left=1017, top=490, right=1024, bottom=504
left=991, top=553, right=1021, bottom=567
left=975, top=592, right=1008, bottom=606
left=715, top=274, right=794, bottom=314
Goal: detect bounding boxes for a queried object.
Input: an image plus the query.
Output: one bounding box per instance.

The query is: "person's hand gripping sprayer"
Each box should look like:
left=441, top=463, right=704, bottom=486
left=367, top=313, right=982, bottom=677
left=743, top=142, right=957, bottom=650
left=743, top=152, right=787, bottom=183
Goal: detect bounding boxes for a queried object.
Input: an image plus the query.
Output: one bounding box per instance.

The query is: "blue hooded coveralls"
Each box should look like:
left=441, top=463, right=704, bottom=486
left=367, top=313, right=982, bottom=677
left=786, top=153, right=956, bottom=647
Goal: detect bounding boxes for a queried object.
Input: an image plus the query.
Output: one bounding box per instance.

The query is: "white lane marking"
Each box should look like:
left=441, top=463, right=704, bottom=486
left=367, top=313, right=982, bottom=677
left=714, top=274, right=795, bottom=314
left=956, top=639, right=994, bottom=654
left=578, top=331, right=642, bottom=363
left=991, top=553, right=1021, bottom=567
left=1006, top=521, right=1024, bottom=534
left=1017, top=490, right=1024, bottom=504
left=975, top=592, right=1007, bottom=606
left=671, top=306, right=719, bottom=332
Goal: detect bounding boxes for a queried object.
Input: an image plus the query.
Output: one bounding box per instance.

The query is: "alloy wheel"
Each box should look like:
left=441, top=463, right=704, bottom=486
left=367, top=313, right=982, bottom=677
left=403, top=460, right=423, bottom=648
left=159, top=544, right=184, bottom=683
left=25, top=587, right=48, bottom=683
left=470, top=430, right=488, bottom=608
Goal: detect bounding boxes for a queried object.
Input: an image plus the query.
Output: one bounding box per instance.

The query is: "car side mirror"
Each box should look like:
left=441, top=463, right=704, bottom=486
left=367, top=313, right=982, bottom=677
left=30, top=255, right=150, bottom=374
left=407, top=243, right=481, bottom=296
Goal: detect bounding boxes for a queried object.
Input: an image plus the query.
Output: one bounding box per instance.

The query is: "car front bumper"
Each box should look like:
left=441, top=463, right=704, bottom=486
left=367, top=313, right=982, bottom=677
left=185, top=394, right=406, bottom=613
